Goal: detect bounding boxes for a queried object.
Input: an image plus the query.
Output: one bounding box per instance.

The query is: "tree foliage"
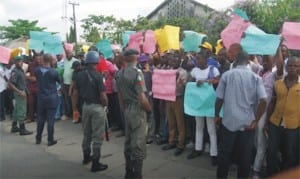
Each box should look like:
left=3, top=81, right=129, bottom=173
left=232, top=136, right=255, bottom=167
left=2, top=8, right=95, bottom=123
left=0, top=19, right=46, bottom=40
left=235, top=0, right=300, bottom=33
left=66, top=26, right=76, bottom=43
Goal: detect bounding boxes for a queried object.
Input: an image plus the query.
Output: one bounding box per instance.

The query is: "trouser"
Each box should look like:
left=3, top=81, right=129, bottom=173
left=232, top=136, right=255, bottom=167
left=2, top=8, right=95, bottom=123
left=266, top=123, right=299, bottom=176
left=185, top=114, right=195, bottom=144
left=124, top=103, right=147, bottom=161
left=62, top=84, right=72, bottom=118
left=55, top=94, right=62, bottom=119
left=4, top=89, right=14, bottom=115
left=0, top=90, right=5, bottom=120
left=166, top=97, right=185, bottom=149
left=253, top=112, right=267, bottom=172
left=27, top=92, right=37, bottom=120
left=217, top=124, right=254, bottom=179
left=107, top=93, right=122, bottom=129
left=12, top=91, right=26, bottom=124
left=82, top=103, right=105, bottom=158
left=195, top=117, right=217, bottom=156
left=36, top=104, right=56, bottom=142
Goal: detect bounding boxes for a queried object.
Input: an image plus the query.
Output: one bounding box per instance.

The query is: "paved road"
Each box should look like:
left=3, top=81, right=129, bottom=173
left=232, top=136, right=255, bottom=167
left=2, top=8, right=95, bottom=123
left=0, top=118, right=228, bottom=179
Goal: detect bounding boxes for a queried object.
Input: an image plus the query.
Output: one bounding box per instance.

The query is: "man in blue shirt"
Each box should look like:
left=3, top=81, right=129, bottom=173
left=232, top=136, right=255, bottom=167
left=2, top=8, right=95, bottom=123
left=215, top=51, right=267, bottom=178
left=35, top=54, right=61, bottom=146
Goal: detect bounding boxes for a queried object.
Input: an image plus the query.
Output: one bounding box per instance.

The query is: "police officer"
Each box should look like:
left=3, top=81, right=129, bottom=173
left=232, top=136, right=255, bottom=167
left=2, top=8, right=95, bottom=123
left=72, top=51, right=108, bottom=172
left=35, top=54, right=61, bottom=146
left=8, top=56, right=33, bottom=135
left=116, top=49, right=151, bottom=179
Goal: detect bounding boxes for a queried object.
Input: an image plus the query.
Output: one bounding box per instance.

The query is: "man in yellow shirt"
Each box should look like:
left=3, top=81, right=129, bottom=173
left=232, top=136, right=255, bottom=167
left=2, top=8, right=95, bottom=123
left=266, top=56, right=300, bottom=176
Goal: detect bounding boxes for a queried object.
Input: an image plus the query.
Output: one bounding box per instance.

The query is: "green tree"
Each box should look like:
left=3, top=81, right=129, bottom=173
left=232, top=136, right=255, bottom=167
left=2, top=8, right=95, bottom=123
left=235, top=0, right=300, bottom=33
left=66, top=26, right=76, bottom=43
left=0, top=19, right=46, bottom=40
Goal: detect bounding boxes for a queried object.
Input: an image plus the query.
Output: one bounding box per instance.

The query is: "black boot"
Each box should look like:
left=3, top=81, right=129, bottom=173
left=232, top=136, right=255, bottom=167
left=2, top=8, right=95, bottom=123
left=19, top=123, right=33, bottom=135
left=11, top=121, right=19, bottom=133
left=91, top=157, right=108, bottom=172
left=132, top=160, right=143, bottom=179
left=82, top=151, right=92, bottom=165
left=125, top=159, right=134, bottom=179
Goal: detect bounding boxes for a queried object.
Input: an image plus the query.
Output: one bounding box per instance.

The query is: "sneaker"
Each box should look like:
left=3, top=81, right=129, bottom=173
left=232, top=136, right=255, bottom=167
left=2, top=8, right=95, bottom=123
left=162, top=143, right=176, bottom=150
left=187, top=150, right=202, bottom=159
left=61, top=115, right=69, bottom=121
left=211, top=156, right=218, bottom=166
left=174, top=148, right=184, bottom=156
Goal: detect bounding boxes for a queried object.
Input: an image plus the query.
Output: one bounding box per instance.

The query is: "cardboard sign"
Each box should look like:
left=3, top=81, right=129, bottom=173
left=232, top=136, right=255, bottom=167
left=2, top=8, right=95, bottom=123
left=152, top=69, right=177, bottom=101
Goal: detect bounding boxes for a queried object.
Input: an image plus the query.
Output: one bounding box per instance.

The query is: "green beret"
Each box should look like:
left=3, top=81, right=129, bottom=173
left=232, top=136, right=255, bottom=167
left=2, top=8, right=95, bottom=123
left=14, top=56, right=23, bottom=61
left=124, top=49, right=139, bottom=57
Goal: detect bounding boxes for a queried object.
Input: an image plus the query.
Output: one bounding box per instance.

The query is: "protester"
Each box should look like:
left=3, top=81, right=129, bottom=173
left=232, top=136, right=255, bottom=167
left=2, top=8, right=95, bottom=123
left=161, top=52, right=187, bottom=156
left=187, top=51, right=219, bottom=166
left=69, top=60, right=82, bottom=123
left=26, top=52, right=42, bottom=123
left=0, top=63, right=6, bottom=121
left=266, top=56, right=300, bottom=176
left=252, top=48, right=284, bottom=178
left=216, top=48, right=230, bottom=75
left=8, top=56, right=33, bottom=135
left=72, top=51, right=108, bottom=172
left=116, top=49, right=151, bottom=179
left=62, top=49, right=78, bottom=120
left=35, top=54, right=61, bottom=146
left=215, top=51, right=267, bottom=178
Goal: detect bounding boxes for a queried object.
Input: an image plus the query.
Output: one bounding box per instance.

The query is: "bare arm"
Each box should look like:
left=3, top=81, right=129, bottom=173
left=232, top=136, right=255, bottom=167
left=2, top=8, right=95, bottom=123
left=100, top=91, right=108, bottom=107
left=138, top=92, right=151, bottom=112
left=8, top=82, right=25, bottom=98
left=276, top=47, right=284, bottom=78
left=72, top=87, right=79, bottom=112
left=245, top=98, right=267, bottom=130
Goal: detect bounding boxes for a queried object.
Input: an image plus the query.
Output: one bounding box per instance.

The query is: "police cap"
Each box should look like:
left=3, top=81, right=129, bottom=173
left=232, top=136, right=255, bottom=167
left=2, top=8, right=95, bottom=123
left=124, top=49, right=139, bottom=57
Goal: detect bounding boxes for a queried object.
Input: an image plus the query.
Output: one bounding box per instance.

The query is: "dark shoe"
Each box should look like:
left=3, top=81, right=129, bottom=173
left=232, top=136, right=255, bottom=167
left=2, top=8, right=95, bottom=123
left=11, top=122, right=19, bottom=133
left=0, top=118, right=5, bottom=121
left=156, top=138, right=167, bottom=145
left=47, top=140, right=57, bottom=146
left=19, top=123, right=33, bottom=135
left=91, top=159, right=108, bottom=172
left=125, top=159, right=134, bottom=179
left=146, top=139, right=153, bottom=144
left=82, top=154, right=92, bottom=165
left=36, top=139, right=41, bottom=145
left=162, top=143, right=176, bottom=150
left=187, top=150, right=202, bottom=159
left=174, top=148, right=184, bottom=156
left=211, top=156, right=218, bottom=166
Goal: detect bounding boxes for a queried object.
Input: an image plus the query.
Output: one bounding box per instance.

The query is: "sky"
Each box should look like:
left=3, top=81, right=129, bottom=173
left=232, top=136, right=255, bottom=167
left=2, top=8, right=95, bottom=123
left=0, top=0, right=236, bottom=41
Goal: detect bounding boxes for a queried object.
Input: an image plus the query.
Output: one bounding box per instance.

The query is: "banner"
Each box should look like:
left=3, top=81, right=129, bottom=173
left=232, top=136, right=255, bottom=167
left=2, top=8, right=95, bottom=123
left=152, top=69, right=177, bottom=102
left=122, top=31, right=136, bottom=48
left=221, top=15, right=251, bottom=49
left=29, top=31, right=63, bottom=55
left=233, top=8, right=249, bottom=20
left=127, top=32, right=143, bottom=53
left=281, top=22, right=300, bottom=50
left=64, top=43, right=74, bottom=52
left=241, top=26, right=281, bottom=55
left=182, top=31, right=206, bottom=52
left=184, top=82, right=223, bottom=117
left=96, top=39, right=113, bottom=59
left=0, top=46, right=11, bottom=64
left=143, top=30, right=157, bottom=54
left=155, top=25, right=180, bottom=53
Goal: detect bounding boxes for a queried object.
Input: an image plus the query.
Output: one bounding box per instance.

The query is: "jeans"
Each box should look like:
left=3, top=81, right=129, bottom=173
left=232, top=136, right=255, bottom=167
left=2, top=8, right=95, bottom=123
left=217, top=124, right=254, bottom=179
left=266, top=123, right=299, bottom=176
left=62, top=84, right=72, bottom=117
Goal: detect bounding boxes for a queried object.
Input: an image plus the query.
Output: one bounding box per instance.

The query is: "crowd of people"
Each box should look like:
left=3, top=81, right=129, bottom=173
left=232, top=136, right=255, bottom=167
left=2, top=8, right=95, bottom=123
left=0, top=39, right=299, bottom=179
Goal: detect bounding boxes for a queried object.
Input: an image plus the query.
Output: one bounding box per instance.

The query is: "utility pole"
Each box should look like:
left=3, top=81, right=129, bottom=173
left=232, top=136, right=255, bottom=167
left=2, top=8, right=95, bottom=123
left=68, top=1, right=79, bottom=54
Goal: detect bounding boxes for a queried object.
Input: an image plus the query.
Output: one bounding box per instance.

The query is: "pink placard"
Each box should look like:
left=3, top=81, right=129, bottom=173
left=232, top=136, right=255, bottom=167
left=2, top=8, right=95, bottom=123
left=127, top=32, right=143, bottom=53
left=64, top=43, right=74, bottom=52
left=152, top=69, right=177, bottom=102
left=143, top=30, right=157, bottom=54
left=281, top=22, right=300, bottom=50
left=0, top=46, right=11, bottom=64
left=221, top=15, right=251, bottom=49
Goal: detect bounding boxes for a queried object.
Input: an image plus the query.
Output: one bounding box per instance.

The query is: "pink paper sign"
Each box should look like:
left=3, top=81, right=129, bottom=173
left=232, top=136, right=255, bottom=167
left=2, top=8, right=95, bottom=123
left=221, top=15, right=251, bottom=49
left=0, top=46, right=11, bottom=64
left=64, top=43, right=74, bottom=52
left=127, top=32, right=143, bottom=53
left=152, top=69, right=177, bottom=102
left=281, top=22, right=300, bottom=50
left=143, top=30, right=157, bottom=54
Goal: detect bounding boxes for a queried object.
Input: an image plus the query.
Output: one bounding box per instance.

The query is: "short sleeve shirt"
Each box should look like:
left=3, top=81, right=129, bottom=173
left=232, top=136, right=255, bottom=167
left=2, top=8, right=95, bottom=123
left=63, top=57, right=79, bottom=85
left=216, top=66, right=267, bottom=132
left=191, top=66, right=220, bottom=81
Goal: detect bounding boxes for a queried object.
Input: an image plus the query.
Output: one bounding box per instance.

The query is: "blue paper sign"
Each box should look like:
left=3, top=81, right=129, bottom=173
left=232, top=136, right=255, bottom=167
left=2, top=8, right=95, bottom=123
left=182, top=31, right=206, bottom=52
left=122, top=31, right=135, bottom=48
left=241, top=26, right=281, bottom=55
left=233, top=8, right=249, bottom=20
left=29, top=31, right=63, bottom=55
left=96, top=39, right=113, bottom=59
left=184, top=82, right=223, bottom=117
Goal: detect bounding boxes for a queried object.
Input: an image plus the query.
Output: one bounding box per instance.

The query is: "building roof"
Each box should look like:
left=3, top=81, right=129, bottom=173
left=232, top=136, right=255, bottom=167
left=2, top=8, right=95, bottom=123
left=147, top=0, right=216, bottom=19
